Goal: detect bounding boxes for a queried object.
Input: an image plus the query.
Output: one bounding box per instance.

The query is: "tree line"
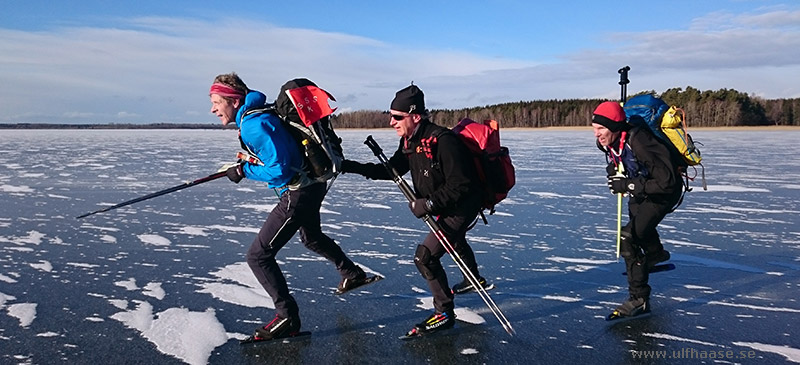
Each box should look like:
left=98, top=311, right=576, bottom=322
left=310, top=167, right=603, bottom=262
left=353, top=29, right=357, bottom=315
left=2, top=87, right=797, bottom=129
left=332, top=87, right=800, bottom=129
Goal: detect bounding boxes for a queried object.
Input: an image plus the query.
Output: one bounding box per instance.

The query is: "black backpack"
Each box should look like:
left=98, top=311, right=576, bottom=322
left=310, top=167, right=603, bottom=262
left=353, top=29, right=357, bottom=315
left=274, top=78, right=344, bottom=183
left=242, top=78, right=344, bottom=183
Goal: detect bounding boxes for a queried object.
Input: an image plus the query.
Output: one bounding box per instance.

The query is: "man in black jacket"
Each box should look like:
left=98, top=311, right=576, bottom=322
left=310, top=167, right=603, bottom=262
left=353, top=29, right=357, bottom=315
left=342, top=84, right=488, bottom=335
left=592, top=101, right=682, bottom=318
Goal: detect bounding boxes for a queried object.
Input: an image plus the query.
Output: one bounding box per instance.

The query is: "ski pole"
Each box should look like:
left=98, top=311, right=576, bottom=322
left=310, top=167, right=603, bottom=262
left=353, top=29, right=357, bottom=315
left=76, top=171, right=227, bottom=219
left=364, top=135, right=515, bottom=336
left=615, top=164, right=626, bottom=260
left=615, top=65, right=631, bottom=259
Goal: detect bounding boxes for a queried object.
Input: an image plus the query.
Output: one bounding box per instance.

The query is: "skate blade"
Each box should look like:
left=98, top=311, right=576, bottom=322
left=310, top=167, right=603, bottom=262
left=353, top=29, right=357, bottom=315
left=605, top=310, right=652, bottom=322
left=334, top=275, right=383, bottom=295
left=452, top=283, right=496, bottom=295
left=240, top=331, right=312, bottom=344
left=622, top=263, right=676, bottom=275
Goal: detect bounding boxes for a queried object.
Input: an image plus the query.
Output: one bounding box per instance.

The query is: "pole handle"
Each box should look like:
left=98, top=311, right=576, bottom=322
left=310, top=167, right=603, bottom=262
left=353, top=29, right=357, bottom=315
left=618, top=66, right=630, bottom=102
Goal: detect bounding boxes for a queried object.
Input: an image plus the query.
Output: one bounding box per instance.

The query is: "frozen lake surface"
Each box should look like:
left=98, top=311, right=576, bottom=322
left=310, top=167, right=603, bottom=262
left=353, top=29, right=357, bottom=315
left=1, top=128, right=799, bottom=364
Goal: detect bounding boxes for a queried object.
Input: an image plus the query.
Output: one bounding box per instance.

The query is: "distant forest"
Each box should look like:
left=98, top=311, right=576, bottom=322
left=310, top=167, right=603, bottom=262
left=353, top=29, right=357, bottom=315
left=333, top=87, right=800, bottom=129
left=2, top=87, right=798, bottom=129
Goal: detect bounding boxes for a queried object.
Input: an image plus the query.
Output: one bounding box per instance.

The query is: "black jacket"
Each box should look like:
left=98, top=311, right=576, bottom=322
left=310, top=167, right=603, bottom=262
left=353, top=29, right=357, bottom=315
left=621, top=126, right=684, bottom=204
left=345, top=120, right=482, bottom=216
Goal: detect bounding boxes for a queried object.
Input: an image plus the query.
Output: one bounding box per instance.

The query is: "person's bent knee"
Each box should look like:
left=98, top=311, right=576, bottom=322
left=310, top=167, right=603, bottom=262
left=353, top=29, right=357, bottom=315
left=414, top=245, right=436, bottom=280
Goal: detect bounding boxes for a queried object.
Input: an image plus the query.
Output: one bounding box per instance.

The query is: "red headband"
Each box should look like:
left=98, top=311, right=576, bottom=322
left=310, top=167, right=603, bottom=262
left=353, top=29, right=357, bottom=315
left=209, top=83, right=246, bottom=99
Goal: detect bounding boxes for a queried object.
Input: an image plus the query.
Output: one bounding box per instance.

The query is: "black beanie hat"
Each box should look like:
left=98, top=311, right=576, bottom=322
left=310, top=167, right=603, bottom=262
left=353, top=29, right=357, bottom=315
left=390, top=84, right=425, bottom=114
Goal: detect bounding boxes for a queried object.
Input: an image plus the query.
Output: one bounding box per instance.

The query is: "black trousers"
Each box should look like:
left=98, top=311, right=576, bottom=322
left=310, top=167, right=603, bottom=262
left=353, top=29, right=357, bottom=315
left=623, top=196, right=677, bottom=299
left=417, top=212, right=480, bottom=313
left=246, top=182, right=363, bottom=319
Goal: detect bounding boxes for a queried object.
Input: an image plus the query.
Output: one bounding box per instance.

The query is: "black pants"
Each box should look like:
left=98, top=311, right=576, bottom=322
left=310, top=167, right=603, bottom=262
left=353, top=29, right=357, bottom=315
left=622, top=196, right=677, bottom=299
left=246, top=182, right=363, bottom=319
left=416, top=212, right=480, bottom=313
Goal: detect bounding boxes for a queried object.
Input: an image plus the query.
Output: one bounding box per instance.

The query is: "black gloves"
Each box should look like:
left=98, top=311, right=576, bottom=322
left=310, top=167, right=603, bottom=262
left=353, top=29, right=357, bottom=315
left=226, top=163, right=245, bottom=183
left=608, top=175, right=644, bottom=197
left=409, top=198, right=434, bottom=218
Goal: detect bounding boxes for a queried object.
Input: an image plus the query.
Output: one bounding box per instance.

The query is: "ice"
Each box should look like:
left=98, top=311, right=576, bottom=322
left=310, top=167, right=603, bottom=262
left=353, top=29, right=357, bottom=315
left=1, top=129, right=798, bottom=363
left=733, top=342, right=800, bottom=363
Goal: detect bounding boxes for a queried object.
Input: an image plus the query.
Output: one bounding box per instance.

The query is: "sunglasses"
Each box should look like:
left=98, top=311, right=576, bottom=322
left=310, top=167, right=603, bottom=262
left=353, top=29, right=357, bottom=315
left=391, top=114, right=408, bottom=121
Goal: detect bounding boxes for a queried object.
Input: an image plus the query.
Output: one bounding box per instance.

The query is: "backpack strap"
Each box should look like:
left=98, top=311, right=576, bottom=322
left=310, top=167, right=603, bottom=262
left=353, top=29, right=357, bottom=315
left=238, top=105, right=279, bottom=158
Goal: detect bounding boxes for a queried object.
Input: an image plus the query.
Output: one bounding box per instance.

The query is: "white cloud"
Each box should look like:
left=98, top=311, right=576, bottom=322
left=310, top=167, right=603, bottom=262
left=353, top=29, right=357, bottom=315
left=1, top=9, right=799, bottom=124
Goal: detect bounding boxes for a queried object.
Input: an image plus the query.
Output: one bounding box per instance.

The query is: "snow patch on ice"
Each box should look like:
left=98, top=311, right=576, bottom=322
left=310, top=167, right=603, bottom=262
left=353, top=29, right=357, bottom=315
left=30, top=260, right=53, bottom=272
left=542, top=295, right=582, bottom=303
left=196, top=262, right=273, bottom=309
left=0, top=273, right=17, bottom=283
left=7, top=303, right=37, bottom=327
left=143, top=282, right=165, bottom=300
left=643, top=332, right=725, bottom=347
left=0, top=230, right=45, bottom=246
left=235, top=203, right=276, bottom=212
left=137, top=234, right=171, bottom=246
left=110, top=301, right=228, bottom=365
left=546, top=256, right=616, bottom=265
left=0, top=184, right=34, bottom=193
left=361, top=203, right=391, bottom=209
left=709, top=301, right=800, bottom=313
left=701, top=185, right=770, bottom=193
left=115, top=278, right=138, bottom=291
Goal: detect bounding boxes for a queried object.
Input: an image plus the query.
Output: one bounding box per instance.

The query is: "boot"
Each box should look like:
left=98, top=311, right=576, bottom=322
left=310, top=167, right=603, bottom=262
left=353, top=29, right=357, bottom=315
left=451, top=276, right=490, bottom=295
left=614, top=296, right=650, bottom=317
left=646, top=249, right=670, bottom=270
left=254, top=314, right=301, bottom=340
left=405, top=310, right=456, bottom=337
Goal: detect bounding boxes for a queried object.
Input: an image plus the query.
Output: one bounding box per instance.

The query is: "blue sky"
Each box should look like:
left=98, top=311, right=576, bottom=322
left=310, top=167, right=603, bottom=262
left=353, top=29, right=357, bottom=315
left=2, top=0, right=799, bottom=124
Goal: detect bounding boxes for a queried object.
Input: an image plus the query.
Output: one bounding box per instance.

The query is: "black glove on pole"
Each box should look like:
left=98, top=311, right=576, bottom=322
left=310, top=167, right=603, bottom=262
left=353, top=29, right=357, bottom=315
left=226, top=163, right=245, bottom=183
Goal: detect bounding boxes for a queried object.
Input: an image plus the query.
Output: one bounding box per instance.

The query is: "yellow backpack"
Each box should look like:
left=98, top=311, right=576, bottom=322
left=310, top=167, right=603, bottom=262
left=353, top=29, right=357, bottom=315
left=660, top=106, right=702, bottom=165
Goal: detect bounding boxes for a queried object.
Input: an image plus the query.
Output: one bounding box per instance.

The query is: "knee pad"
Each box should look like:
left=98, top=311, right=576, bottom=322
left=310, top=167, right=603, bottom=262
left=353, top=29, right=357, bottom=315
left=619, top=230, right=642, bottom=260
left=414, top=245, right=436, bottom=280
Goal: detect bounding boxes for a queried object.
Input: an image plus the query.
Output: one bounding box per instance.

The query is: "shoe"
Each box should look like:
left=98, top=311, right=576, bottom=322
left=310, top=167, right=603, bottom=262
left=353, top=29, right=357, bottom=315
left=614, top=296, right=650, bottom=317
left=409, top=310, right=455, bottom=335
left=452, top=277, right=490, bottom=295
left=646, top=250, right=670, bottom=270
left=254, top=315, right=301, bottom=340
left=336, top=272, right=368, bottom=294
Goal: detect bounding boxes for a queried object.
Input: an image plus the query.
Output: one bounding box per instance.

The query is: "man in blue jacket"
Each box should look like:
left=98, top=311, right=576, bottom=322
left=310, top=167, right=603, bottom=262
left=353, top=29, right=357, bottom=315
left=209, top=72, right=370, bottom=340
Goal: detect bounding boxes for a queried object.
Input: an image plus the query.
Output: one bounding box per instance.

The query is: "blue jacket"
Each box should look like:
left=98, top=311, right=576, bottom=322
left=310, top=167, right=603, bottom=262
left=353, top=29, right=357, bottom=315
left=235, top=91, right=302, bottom=189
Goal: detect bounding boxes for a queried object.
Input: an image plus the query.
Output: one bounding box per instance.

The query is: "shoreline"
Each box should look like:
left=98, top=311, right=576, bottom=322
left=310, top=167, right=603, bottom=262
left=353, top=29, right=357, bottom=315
left=502, top=125, right=800, bottom=131
left=1, top=125, right=798, bottom=131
